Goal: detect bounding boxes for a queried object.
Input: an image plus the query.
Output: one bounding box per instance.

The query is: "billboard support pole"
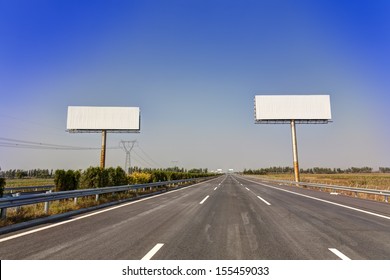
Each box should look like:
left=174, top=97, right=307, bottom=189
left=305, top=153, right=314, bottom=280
left=290, top=120, right=300, bottom=183
left=100, top=130, right=107, bottom=169
left=254, top=95, right=332, bottom=186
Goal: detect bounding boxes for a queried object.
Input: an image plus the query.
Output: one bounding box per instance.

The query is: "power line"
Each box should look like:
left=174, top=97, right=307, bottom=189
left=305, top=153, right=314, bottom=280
left=0, top=137, right=92, bottom=149
left=0, top=137, right=120, bottom=151
left=0, top=143, right=101, bottom=150
left=117, top=142, right=163, bottom=169
left=0, top=113, right=71, bottom=137
left=132, top=149, right=154, bottom=168
left=136, top=144, right=163, bottom=168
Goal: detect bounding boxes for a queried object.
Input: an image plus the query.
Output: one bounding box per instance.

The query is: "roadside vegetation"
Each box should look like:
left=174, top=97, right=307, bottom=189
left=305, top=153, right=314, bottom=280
left=0, top=188, right=169, bottom=227
left=243, top=166, right=390, bottom=202
left=243, top=166, right=390, bottom=189
left=243, top=166, right=390, bottom=175
left=52, top=166, right=213, bottom=191
left=0, top=166, right=215, bottom=227
left=2, top=178, right=54, bottom=188
left=0, top=178, right=5, bottom=197
left=250, top=173, right=390, bottom=189
left=1, top=166, right=213, bottom=189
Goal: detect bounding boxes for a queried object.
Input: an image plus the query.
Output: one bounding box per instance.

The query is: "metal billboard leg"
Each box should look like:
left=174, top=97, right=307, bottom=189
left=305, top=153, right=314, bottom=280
left=290, top=120, right=300, bottom=183
left=100, top=130, right=107, bottom=169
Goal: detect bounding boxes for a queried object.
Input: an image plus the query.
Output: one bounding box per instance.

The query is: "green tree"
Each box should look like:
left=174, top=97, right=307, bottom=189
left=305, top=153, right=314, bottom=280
left=54, top=170, right=80, bottom=191
left=151, top=170, right=168, bottom=182
left=80, top=167, right=109, bottom=189
left=107, top=167, right=128, bottom=186
left=54, top=170, right=66, bottom=191
left=128, top=172, right=152, bottom=184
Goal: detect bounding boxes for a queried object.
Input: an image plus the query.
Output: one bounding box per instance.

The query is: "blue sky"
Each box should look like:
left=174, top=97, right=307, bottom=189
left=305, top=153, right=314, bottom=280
left=1, top=0, right=389, bottom=171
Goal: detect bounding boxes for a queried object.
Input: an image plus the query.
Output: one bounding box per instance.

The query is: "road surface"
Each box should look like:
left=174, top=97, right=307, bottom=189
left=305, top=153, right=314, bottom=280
left=0, top=174, right=389, bottom=259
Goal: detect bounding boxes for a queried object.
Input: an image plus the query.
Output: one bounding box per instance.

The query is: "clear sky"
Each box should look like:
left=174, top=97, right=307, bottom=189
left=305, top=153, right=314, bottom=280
left=1, top=0, right=389, bottom=172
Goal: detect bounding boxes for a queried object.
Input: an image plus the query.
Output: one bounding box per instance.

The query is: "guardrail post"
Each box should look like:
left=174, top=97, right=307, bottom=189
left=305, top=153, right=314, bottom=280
left=44, top=190, right=51, bottom=214
left=13, top=193, right=21, bottom=213
left=1, top=208, right=6, bottom=220
left=95, top=194, right=99, bottom=202
left=385, top=195, right=388, bottom=203
left=74, top=197, right=78, bottom=206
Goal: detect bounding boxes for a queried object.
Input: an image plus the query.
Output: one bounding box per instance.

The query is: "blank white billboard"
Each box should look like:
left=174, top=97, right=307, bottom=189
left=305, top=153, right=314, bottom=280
left=67, top=106, right=140, bottom=132
left=254, top=95, right=331, bottom=123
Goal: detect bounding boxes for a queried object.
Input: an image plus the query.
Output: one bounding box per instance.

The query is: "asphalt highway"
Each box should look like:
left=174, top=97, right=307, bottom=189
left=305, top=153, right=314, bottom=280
left=0, top=174, right=389, bottom=260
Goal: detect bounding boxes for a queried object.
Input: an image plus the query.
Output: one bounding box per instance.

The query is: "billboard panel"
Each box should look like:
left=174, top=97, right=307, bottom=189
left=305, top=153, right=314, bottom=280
left=67, top=106, right=140, bottom=132
left=254, top=95, right=331, bottom=123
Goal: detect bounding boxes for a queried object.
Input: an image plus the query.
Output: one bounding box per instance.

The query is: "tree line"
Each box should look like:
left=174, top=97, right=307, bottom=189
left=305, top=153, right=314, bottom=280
left=0, top=169, right=53, bottom=179
left=54, top=166, right=214, bottom=191
left=129, top=166, right=208, bottom=174
left=0, top=166, right=210, bottom=180
left=243, top=166, right=390, bottom=175
left=0, top=166, right=213, bottom=195
left=379, top=167, right=390, bottom=173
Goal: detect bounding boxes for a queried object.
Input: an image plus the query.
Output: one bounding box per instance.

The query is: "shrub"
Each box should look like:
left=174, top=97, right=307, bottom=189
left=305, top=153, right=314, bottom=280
left=107, top=167, right=128, bottom=186
left=128, top=172, right=152, bottom=184
left=0, top=177, right=6, bottom=197
left=54, top=170, right=80, bottom=191
left=151, top=171, right=168, bottom=182
left=69, top=170, right=81, bottom=190
left=170, top=172, right=185, bottom=180
left=80, top=167, right=109, bottom=189
left=53, top=167, right=213, bottom=191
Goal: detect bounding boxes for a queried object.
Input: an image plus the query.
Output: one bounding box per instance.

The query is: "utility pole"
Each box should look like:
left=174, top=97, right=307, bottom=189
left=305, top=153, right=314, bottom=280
left=120, top=140, right=137, bottom=174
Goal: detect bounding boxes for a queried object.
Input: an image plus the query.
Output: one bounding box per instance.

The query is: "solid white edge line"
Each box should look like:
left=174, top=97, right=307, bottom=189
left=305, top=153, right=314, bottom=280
left=240, top=177, right=390, bottom=221
left=0, top=177, right=220, bottom=243
left=257, top=196, right=271, bottom=206
left=329, top=248, right=351, bottom=260
left=200, top=195, right=210, bottom=204
left=141, top=243, right=164, bottom=260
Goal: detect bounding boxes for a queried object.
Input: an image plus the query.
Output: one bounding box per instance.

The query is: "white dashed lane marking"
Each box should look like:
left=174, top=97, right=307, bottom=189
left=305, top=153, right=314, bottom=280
left=328, top=248, right=351, bottom=260
left=257, top=196, right=271, bottom=206
left=200, top=195, right=210, bottom=204
left=141, top=243, right=164, bottom=260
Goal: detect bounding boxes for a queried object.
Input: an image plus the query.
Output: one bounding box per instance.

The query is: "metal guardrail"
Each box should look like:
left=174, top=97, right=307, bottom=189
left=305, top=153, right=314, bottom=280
left=0, top=177, right=209, bottom=219
left=258, top=178, right=390, bottom=203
